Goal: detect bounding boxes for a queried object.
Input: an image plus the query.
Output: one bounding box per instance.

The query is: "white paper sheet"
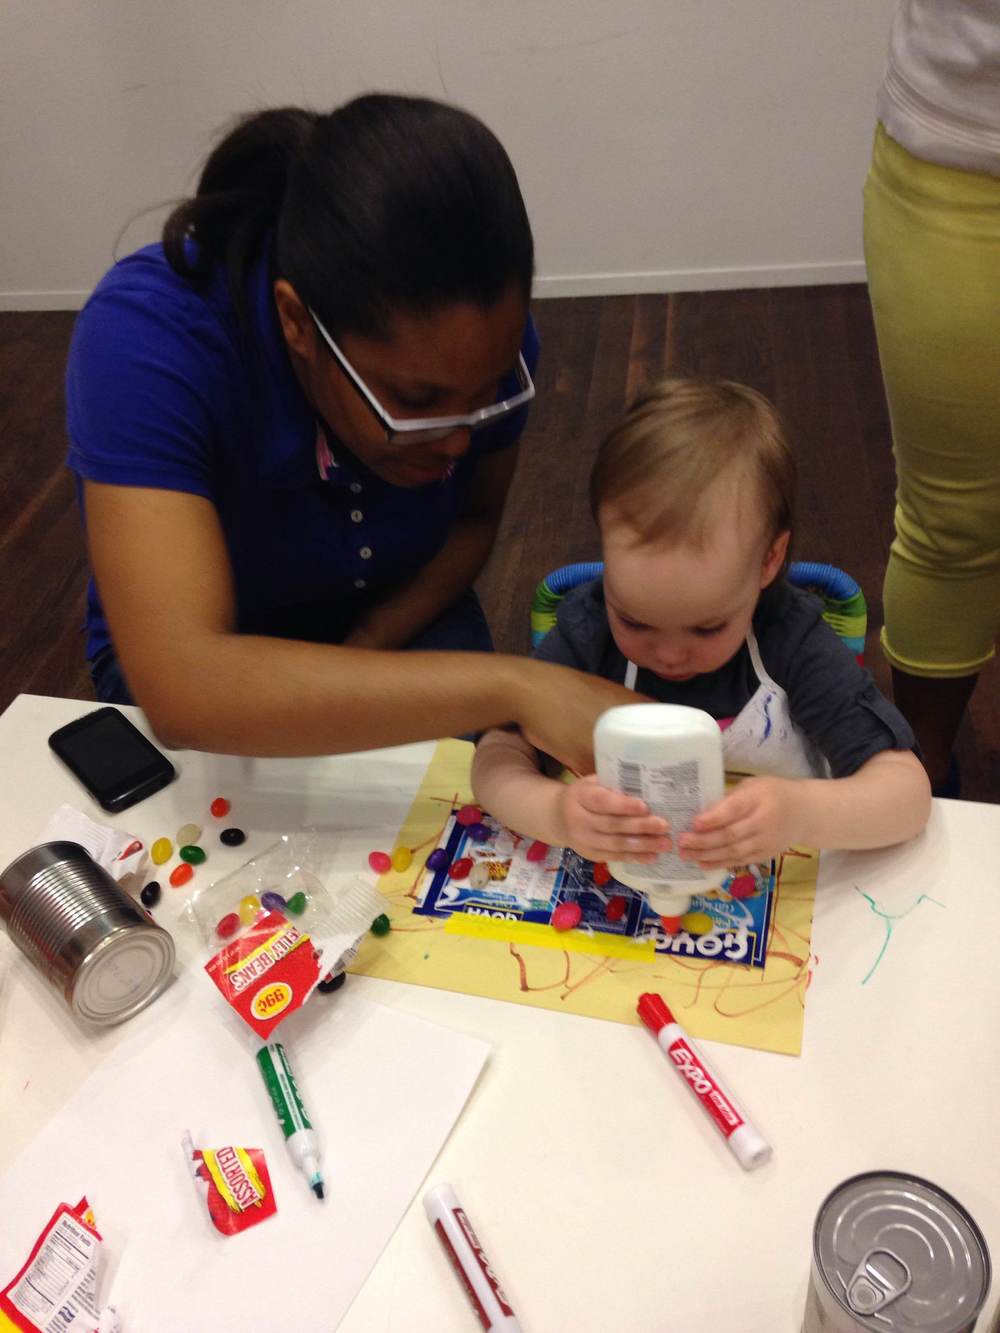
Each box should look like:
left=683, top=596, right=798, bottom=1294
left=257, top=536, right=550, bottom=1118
left=0, top=975, right=490, bottom=1331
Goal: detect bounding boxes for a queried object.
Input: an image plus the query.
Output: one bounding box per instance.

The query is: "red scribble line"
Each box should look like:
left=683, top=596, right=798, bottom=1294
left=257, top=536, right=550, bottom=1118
left=509, top=944, right=572, bottom=993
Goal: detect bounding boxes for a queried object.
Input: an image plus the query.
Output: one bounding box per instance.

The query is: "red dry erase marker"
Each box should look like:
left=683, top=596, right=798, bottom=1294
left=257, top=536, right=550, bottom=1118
left=637, top=992, right=772, bottom=1171
left=424, top=1183, right=522, bottom=1331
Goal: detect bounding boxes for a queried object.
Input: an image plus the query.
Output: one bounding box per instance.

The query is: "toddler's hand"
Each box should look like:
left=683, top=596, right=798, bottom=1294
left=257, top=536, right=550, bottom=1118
left=677, top=777, right=803, bottom=868
left=555, top=775, right=671, bottom=864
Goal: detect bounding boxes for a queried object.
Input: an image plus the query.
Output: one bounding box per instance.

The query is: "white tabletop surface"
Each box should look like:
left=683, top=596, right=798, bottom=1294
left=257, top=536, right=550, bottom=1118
left=1, top=692, right=998, bottom=1332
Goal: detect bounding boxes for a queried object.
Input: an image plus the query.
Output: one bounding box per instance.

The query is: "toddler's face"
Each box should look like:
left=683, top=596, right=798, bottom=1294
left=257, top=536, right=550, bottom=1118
left=600, top=508, right=788, bottom=683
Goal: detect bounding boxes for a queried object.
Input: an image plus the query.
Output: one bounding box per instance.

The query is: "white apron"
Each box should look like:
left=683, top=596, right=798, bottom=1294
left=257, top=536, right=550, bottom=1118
left=624, top=629, right=827, bottom=779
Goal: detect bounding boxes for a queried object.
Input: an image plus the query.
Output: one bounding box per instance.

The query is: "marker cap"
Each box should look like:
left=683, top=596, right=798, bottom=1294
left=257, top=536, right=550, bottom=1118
left=637, top=992, right=674, bottom=1031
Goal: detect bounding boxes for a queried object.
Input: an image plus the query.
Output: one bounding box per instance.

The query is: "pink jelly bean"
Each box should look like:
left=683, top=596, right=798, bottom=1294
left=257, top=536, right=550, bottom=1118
left=552, top=902, right=582, bottom=931
left=456, top=805, right=482, bottom=827
left=729, top=874, right=757, bottom=900
left=368, top=850, right=392, bottom=874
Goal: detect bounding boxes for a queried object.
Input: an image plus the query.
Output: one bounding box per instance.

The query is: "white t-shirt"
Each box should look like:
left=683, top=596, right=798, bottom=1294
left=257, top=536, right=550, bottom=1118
left=877, top=0, right=1000, bottom=177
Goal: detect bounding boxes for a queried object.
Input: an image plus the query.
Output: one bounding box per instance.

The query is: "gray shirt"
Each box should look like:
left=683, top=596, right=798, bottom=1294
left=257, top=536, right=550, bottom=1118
left=533, top=577, right=916, bottom=779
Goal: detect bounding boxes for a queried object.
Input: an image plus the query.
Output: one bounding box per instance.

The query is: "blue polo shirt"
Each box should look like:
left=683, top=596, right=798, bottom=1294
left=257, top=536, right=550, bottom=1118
left=66, top=243, right=539, bottom=661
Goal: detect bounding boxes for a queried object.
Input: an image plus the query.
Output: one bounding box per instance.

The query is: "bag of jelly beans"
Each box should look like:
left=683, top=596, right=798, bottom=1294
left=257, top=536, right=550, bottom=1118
left=186, top=831, right=386, bottom=1040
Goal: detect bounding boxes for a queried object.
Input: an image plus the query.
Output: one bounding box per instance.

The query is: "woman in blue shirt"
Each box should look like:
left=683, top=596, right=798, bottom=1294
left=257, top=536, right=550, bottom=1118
left=67, top=94, right=631, bottom=770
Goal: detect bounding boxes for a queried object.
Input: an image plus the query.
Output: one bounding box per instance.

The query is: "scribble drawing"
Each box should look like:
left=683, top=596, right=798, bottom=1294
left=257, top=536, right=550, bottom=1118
left=854, top=886, right=945, bottom=985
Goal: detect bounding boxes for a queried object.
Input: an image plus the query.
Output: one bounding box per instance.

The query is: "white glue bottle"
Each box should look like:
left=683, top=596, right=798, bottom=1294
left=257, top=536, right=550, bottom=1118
left=594, top=704, right=725, bottom=919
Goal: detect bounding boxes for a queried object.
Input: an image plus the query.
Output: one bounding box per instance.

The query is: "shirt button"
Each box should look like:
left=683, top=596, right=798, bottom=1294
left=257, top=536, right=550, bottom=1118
left=359, top=546, right=372, bottom=560
left=350, top=509, right=363, bottom=523
left=354, top=577, right=367, bottom=589
left=349, top=482, right=363, bottom=494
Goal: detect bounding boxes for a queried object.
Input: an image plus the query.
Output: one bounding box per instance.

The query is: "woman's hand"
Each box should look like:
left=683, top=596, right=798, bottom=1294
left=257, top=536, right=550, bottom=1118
left=515, top=662, right=650, bottom=776
left=677, top=777, right=805, bottom=868
left=554, top=775, right=670, bottom=864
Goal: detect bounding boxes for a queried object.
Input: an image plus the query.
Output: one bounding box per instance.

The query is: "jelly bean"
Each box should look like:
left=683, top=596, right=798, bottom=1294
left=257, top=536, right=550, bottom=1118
left=140, top=881, right=161, bottom=908
left=729, top=874, right=757, bottom=900
left=169, top=862, right=193, bottom=888
left=216, top=912, right=240, bottom=939
left=368, top=850, right=392, bottom=874
left=468, top=862, right=491, bottom=889
left=261, top=891, right=287, bottom=912
left=391, top=846, right=413, bottom=873
left=426, top=848, right=449, bottom=872
left=593, top=862, right=612, bottom=887
left=456, top=805, right=482, bottom=827
left=239, top=895, right=261, bottom=925
left=210, top=797, right=231, bottom=818
left=449, top=857, right=473, bottom=880
left=151, top=838, right=172, bottom=866
left=220, top=827, right=246, bottom=847
left=660, top=915, right=682, bottom=936
left=526, top=840, right=549, bottom=862
left=605, top=894, right=627, bottom=923
left=467, top=822, right=490, bottom=843
left=176, top=823, right=201, bottom=847
left=286, top=891, right=307, bottom=916
left=552, top=902, right=582, bottom=931
left=179, top=844, right=207, bottom=865
left=680, top=911, right=714, bottom=936
left=318, top=971, right=347, bottom=994
left=370, top=913, right=391, bottom=937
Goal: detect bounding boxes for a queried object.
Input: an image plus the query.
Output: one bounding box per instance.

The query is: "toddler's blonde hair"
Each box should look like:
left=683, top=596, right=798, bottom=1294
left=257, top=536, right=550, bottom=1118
left=590, top=376, right=795, bottom=547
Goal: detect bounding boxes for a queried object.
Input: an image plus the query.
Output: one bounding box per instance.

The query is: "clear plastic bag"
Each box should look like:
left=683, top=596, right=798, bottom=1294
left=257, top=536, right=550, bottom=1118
left=186, top=831, right=385, bottom=1039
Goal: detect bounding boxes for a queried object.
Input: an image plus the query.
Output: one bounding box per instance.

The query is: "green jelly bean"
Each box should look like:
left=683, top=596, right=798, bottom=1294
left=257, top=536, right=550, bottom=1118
left=286, top=891, right=308, bottom=916
left=179, top=844, right=207, bottom=865
left=370, top=913, right=391, bottom=937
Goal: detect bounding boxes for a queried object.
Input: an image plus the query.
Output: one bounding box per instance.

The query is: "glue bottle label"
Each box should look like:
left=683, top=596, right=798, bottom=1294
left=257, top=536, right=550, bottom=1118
left=613, top=757, right=705, bottom=882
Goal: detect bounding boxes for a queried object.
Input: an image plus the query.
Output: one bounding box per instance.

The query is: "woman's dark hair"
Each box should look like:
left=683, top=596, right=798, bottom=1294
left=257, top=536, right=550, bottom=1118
left=163, top=94, right=534, bottom=339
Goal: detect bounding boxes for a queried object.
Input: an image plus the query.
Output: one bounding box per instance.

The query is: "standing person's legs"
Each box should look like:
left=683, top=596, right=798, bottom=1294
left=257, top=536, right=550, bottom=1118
left=864, top=124, right=1000, bottom=792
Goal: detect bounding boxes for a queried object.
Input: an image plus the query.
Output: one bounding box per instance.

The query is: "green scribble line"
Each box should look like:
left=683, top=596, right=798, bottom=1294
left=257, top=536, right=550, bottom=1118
left=855, top=886, right=945, bottom=985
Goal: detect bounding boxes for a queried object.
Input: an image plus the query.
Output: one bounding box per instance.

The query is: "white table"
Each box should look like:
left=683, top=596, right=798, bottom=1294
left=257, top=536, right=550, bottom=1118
left=2, top=692, right=998, bottom=1332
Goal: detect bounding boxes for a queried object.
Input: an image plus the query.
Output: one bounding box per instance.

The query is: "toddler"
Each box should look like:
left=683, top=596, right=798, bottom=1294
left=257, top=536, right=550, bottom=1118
left=473, top=377, right=931, bottom=870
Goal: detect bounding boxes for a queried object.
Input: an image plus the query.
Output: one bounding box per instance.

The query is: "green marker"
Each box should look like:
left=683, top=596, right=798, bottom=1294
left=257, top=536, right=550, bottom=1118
left=255, top=1041, right=325, bottom=1200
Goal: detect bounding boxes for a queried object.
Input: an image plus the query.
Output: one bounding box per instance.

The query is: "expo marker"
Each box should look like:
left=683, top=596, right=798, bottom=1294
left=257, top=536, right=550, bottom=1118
left=637, top=992, right=772, bottom=1171
left=424, top=1183, right=522, bottom=1332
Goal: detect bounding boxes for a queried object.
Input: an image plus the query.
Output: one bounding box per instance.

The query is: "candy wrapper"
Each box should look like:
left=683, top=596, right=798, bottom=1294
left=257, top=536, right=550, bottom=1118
left=181, top=1131, right=277, bottom=1237
left=40, top=805, right=145, bottom=882
left=186, top=832, right=385, bottom=1039
left=0, top=1198, right=118, bottom=1332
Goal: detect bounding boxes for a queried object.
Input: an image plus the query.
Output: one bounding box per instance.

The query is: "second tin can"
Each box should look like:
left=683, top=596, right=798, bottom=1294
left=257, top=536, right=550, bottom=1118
left=803, top=1171, right=991, bottom=1332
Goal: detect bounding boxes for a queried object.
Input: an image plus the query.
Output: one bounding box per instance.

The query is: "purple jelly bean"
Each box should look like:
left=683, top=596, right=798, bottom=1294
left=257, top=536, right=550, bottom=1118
left=261, top=891, right=287, bottom=912
left=426, top=848, right=449, bottom=872
left=467, top=822, right=490, bottom=843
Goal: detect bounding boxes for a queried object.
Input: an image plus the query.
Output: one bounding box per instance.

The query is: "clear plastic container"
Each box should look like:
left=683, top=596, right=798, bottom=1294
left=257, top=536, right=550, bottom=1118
left=594, top=704, right=725, bottom=917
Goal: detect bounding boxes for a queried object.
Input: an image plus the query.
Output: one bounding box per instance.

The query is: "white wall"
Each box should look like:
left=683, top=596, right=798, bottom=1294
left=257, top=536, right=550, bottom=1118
left=0, top=0, right=894, bottom=309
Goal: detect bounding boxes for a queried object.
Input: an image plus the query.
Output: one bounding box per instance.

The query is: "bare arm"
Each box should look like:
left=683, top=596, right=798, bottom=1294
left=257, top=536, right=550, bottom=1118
left=84, top=481, right=638, bottom=765
left=680, top=749, right=932, bottom=867
left=344, top=447, right=518, bottom=650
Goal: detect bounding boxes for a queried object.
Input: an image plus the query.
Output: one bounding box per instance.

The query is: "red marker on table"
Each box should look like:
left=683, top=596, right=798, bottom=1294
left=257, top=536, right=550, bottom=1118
left=637, top=992, right=772, bottom=1171
left=424, top=1183, right=522, bottom=1331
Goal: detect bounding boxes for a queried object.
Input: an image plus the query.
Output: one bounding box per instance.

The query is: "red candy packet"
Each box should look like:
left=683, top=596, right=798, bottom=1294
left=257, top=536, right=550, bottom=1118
left=204, top=908, right=322, bottom=1039
left=0, top=1198, right=105, bottom=1332
left=182, top=1133, right=278, bottom=1237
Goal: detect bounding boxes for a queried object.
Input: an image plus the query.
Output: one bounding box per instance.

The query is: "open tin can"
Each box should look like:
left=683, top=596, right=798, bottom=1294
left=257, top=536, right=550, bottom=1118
left=0, top=841, right=174, bottom=1025
left=804, top=1171, right=991, bottom=1332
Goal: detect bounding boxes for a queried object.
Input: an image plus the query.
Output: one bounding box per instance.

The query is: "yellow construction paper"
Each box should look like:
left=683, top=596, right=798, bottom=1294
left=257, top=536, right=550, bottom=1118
left=350, top=739, right=819, bottom=1056
left=445, top=913, right=657, bottom=961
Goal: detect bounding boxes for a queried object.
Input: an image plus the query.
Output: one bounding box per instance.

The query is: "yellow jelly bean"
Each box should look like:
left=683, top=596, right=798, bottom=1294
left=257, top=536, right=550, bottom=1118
left=680, top=910, right=714, bottom=936
left=151, top=838, right=173, bottom=866
left=239, top=894, right=261, bottom=925
left=391, top=846, right=413, bottom=873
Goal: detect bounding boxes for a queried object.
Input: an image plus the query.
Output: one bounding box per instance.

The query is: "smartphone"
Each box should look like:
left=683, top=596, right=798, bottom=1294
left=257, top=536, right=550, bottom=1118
left=48, top=707, right=177, bottom=813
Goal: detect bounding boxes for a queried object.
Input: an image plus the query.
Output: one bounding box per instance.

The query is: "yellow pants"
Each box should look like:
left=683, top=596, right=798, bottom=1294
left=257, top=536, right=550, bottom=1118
left=864, top=122, right=1000, bottom=679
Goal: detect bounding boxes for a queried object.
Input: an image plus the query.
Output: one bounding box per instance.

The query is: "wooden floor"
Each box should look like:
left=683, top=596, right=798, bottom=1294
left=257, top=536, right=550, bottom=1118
left=2, top=289, right=996, bottom=801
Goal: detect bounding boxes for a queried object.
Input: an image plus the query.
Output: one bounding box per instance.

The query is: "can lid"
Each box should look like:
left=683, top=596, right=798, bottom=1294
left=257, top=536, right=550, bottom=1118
left=814, top=1172, right=991, bottom=1332
left=71, top=926, right=175, bottom=1026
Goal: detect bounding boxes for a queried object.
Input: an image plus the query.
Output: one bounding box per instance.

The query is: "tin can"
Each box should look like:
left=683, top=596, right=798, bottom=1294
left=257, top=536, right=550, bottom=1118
left=0, top=841, right=174, bottom=1025
left=803, top=1171, right=991, bottom=1332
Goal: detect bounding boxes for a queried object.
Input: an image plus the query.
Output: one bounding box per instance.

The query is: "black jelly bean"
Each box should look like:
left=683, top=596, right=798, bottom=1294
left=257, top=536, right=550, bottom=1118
left=317, top=971, right=347, bottom=995
left=140, top=881, right=161, bottom=908
left=220, top=827, right=246, bottom=847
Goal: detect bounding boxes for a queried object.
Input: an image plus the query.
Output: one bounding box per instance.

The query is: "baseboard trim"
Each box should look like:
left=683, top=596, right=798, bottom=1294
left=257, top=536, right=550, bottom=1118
left=0, top=260, right=867, bottom=311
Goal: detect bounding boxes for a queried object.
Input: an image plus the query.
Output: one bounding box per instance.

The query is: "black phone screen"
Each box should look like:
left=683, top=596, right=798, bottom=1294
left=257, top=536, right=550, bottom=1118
left=49, top=708, right=176, bottom=811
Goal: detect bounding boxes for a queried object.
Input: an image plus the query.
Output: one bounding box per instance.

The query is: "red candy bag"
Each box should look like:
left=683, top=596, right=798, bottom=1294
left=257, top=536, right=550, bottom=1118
left=182, top=1132, right=277, bottom=1237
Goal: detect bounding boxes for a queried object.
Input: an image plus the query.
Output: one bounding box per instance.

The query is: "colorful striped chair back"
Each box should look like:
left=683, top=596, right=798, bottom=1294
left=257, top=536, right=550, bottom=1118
left=530, top=561, right=867, bottom=663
